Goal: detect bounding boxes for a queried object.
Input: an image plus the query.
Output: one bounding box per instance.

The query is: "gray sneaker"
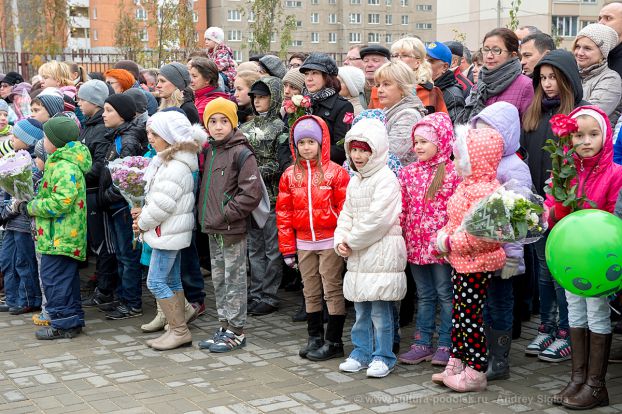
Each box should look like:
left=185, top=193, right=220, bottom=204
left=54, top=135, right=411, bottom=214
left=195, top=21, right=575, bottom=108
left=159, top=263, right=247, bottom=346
left=105, top=303, right=142, bottom=320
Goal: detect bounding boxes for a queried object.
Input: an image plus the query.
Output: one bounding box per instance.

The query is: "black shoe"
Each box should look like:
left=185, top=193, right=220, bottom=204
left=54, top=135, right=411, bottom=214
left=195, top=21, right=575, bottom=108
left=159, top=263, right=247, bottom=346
left=249, top=301, right=277, bottom=316
left=98, top=300, right=119, bottom=313
left=35, top=326, right=82, bottom=340
left=105, top=303, right=142, bottom=320
left=292, top=297, right=308, bottom=322
left=10, top=306, right=40, bottom=315
left=82, top=289, right=114, bottom=308
left=0, top=304, right=11, bottom=312
left=284, top=279, right=303, bottom=292
left=299, top=336, right=324, bottom=359
left=392, top=343, right=400, bottom=355
left=306, top=340, right=344, bottom=361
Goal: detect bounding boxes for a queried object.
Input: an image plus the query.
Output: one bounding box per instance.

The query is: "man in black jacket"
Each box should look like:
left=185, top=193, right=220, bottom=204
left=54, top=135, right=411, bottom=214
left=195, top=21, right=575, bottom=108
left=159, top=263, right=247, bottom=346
left=76, top=80, right=118, bottom=309
left=600, top=1, right=622, bottom=78
left=426, top=42, right=465, bottom=124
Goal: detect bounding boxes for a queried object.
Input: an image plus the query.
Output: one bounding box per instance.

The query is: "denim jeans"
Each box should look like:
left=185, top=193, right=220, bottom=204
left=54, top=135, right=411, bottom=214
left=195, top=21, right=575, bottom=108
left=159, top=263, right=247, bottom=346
left=180, top=231, right=205, bottom=304
left=484, top=276, right=514, bottom=331
left=248, top=211, right=283, bottom=307
left=566, top=291, right=611, bottom=334
left=411, top=263, right=453, bottom=348
left=534, top=235, right=568, bottom=332
left=1, top=230, right=41, bottom=308
left=108, top=203, right=142, bottom=309
left=350, top=300, right=396, bottom=368
left=147, top=249, right=182, bottom=300
left=40, top=255, right=84, bottom=330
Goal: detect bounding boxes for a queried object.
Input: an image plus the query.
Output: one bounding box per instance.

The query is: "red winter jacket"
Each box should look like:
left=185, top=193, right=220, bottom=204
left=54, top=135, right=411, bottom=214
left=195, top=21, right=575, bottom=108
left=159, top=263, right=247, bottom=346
left=195, top=85, right=230, bottom=125
left=276, top=115, right=350, bottom=257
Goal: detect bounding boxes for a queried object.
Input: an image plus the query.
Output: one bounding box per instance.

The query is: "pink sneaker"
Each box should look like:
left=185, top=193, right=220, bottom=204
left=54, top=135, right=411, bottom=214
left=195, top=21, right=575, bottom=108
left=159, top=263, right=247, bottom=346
left=443, top=366, right=487, bottom=392
left=431, top=357, right=464, bottom=385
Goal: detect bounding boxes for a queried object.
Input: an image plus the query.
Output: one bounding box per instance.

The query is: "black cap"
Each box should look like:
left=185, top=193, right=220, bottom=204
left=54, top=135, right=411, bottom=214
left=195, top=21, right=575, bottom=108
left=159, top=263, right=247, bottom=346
left=249, top=81, right=270, bottom=96
left=2, top=71, right=24, bottom=86
left=359, top=45, right=391, bottom=60
left=300, top=53, right=338, bottom=76
left=444, top=41, right=464, bottom=57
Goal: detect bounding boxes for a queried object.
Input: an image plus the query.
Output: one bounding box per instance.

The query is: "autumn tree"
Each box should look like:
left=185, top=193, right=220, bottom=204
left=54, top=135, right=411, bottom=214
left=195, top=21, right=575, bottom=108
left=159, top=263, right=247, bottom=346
left=21, top=0, right=68, bottom=56
left=177, top=0, right=197, bottom=53
left=114, top=0, right=144, bottom=59
left=241, top=0, right=297, bottom=58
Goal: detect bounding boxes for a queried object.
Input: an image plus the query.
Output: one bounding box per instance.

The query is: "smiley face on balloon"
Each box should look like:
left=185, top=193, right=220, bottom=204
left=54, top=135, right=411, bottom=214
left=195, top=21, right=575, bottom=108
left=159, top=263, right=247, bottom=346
left=563, top=254, right=622, bottom=297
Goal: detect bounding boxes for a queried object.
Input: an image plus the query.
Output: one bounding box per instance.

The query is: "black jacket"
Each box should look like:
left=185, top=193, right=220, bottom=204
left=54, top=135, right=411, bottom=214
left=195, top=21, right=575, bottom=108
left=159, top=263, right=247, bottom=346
left=434, top=70, right=466, bottom=124
left=520, top=50, right=589, bottom=197
left=181, top=89, right=200, bottom=125
left=80, top=109, right=111, bottom=190
left=311, top=93, right=353, bottom=165
left=609, top=42, right=622, bottom=79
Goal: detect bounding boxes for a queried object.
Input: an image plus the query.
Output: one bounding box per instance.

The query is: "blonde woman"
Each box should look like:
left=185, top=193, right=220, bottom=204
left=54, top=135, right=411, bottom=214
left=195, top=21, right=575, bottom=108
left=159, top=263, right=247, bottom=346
left=38, top=60, right=77, bottom=100
left=375, top=61, right=426, bottom=166
left=156, top=62, right=199, bottom=124
left=391, top=37, right=447, bottom=115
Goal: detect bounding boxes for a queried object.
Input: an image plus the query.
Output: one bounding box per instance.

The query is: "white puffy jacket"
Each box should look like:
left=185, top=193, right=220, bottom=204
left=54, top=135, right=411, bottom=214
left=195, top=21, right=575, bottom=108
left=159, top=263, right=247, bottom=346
left=334, top=117, right=407, bottom=302
left=138, top=142, right=199, bottom=251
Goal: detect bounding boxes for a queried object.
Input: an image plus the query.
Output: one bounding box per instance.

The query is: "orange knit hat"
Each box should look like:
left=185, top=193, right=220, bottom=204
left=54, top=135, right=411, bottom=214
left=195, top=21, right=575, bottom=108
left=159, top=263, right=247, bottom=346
left=103, top=69, right=136, bottom=92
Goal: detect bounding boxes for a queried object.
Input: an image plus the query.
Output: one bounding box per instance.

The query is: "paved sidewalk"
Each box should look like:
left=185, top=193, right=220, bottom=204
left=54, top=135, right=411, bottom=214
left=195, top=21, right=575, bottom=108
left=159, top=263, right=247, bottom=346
left=0, top=274, right=621, bottom=413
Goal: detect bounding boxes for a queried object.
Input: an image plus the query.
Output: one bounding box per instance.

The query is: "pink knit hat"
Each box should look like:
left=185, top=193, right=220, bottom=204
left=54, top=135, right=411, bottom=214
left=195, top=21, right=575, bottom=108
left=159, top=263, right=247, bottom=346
left=413, top=124, right=439, bottom=146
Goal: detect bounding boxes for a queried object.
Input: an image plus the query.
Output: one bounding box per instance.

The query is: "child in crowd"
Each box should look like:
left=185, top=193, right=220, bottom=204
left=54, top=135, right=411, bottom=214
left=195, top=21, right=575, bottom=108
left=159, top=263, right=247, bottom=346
left=20, top=117, right=91, bottom=340
left=276, top=115, right=350, bottom=361
left=31, top=93, right=65, bottom=124
left=431, top=126, right=506, bottom=392
left=549, top=106, right=622, bottom=410
left=277, top=68, right=306, bottom=171
left=132, top=111, right=207, bottom=351
left=197, top=98, right=262, bottom=353
left=234, top=70, right=261, bottom=124
left=0, top=100, right=13, bottom=155
left=204, top=27, right=237, bottom=91
left=240, top=76, right=288, bottom=316
left=0, top=119, right=44, bottom=315
left=398, top=112, right=460, bottom=367
left=335, top=114, right=407, bottom=378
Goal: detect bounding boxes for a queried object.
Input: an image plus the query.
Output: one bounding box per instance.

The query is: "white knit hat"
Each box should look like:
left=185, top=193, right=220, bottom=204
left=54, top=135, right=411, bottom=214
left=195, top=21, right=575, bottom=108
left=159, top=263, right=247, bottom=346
left=148, top=111, right=207, bottom=146
left=338, top=66, right=365, bottom=98
left=204, top=27, right=225, bottom=44
left=575, top=23, right=619, bottom=59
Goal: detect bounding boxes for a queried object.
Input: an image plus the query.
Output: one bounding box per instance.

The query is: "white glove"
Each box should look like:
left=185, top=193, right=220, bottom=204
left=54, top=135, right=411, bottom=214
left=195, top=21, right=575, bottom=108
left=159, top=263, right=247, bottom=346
left=501, top=257, right=520, bottom=279
left=436, top=231, right=450, bottom=253
left=284, top=257, right=298, bottom=269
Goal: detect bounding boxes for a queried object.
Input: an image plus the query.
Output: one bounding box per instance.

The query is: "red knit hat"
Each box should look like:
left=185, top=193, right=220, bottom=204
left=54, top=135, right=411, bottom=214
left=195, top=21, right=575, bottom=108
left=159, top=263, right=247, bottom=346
left=349, top=140, right=371, bottom=152
left=103, top=69, right=136, bottom=92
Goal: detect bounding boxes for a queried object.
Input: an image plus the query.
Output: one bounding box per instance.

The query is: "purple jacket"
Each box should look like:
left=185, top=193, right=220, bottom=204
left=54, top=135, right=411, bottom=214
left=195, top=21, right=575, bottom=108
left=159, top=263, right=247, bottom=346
left=485, top=74, right=534, bottom=119
left=471, top=102, right=533, bottom=272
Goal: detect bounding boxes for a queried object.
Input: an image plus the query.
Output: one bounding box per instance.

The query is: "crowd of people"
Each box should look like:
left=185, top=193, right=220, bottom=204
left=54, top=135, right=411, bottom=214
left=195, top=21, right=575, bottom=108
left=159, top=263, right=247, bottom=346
left=1, top=2, right=622, bottom=409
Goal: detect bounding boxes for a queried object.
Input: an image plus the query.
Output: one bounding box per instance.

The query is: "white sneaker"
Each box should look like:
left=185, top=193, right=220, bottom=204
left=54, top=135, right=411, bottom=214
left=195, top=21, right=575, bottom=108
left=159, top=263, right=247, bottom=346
left=366, top=359, right=393, bottom=378
left=339, top=358, right=367, bottom=373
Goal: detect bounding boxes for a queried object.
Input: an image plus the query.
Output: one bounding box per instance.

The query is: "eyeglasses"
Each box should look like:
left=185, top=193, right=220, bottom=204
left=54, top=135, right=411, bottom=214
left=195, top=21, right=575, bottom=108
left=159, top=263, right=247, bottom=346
left=391, top=53, right=420, bottom=60
left=480, top=47, right=509, bottom=56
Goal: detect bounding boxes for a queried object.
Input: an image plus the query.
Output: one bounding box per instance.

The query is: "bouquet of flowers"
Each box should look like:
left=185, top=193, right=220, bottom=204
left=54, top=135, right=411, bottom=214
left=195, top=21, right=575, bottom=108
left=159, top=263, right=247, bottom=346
left=108, top=156, right=150, bottom=248
left=283, top=94, right=312, bottom=127
left=461, top=180, right=547, bottom=244
left=0, top=150, right=34, bottom=201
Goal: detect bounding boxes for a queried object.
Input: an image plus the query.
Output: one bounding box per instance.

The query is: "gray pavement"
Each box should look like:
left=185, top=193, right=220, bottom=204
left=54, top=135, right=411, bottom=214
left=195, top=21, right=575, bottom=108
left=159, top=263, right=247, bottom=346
left=1, top=270, right=621, bottom=413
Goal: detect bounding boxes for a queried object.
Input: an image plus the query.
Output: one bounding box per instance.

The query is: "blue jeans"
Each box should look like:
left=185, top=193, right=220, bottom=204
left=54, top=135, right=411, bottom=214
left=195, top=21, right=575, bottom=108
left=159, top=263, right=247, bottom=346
left=40, top=255, right=84, bottom=330
left=484, top=276, right=514, bottom=331
left=350, top=300, right=396, bottom=368
left=411, top=263, right=453, bottom=348
left=1, top=230, right=41, bottom=308
left=147, top=249, right=182, bottom=300
left=109, top=204, right=142, bottom=309
left=180, top=231, right=205, bottom=304
left=534, top=235, right=568, bottom=332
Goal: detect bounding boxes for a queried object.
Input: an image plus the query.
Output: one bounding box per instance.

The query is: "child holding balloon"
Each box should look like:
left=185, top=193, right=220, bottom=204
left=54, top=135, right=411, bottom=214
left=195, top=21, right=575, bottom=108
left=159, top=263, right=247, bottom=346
left=547, top=105, right=622, bottom=410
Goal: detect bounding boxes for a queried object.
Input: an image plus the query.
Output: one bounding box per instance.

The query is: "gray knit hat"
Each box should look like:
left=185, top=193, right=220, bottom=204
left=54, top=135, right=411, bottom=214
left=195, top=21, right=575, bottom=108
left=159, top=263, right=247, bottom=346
left=259, top=55, right=287, bottom=79
left=77, top=79, right=109, bottom=108
left=282, top=68, right=305, bottom=91
left=34, top=139, right=47, bottom=162
left=159, top=62, right=190, bottom=90
left=575, top=23, right=619, bottom=59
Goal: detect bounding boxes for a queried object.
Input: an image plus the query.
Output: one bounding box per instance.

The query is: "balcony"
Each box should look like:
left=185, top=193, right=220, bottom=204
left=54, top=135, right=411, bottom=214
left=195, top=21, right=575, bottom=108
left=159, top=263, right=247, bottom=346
left=70, top=16, right=90, bottom=29
left=67, top=37, right=91, bottom=51
left=67, top=0, right=89, bottom=7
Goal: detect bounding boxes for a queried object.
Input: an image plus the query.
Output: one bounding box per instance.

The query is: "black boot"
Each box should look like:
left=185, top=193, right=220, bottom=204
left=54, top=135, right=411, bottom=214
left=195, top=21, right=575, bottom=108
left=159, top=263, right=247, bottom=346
left=292, top=296, right=308, bottom=322
left=307, top=314, right=345, bottom=361
left=486, top=329, right=512, bottom=381
left=299, top=312, right=324, bottom=358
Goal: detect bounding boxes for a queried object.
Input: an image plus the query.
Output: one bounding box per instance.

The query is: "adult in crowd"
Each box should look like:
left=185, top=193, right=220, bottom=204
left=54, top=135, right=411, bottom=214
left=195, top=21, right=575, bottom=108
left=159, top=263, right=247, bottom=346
left=189, top=57, right=229, bottom=125
left=288, top=53, right=308, bottom=69
left=461, top=48, right=473, bottom=78
left=457, top=28, right=534, bottom=123
left=444, top=41, right=473, bottom=97
left=204, top=27, right=237, bottom=91
left=599, top=1, right=622, bottom=78
left=515, top=25, right=541, bottom=42
left=520, top=33, right=556, bottom=77
left=113, top=60, right=158, bottom=115
left=573, top=23, right=622, bottom=126
left=338, top=66, right=366, bottom=116
left=139, top=68, right=158, bottom=92
left=1, top=72, right=24, bottom=105
left=469, top=50, right=484, bottom=84
left=104, top=69, right=136, bottom=94
left=156, top=62, right=199, bottom=124
left=391, top=37, right=448, bottom=115
left=300, top=53, right=354, bottom=165
left=360, top=45, right=390, bottom=109
left=259, top=55, right=287, bottom=79
left=426, top=41, right=465, bottom=123
left=374, top=60, right=425, bottom=166
left=343, top=44, right=367, bottom=71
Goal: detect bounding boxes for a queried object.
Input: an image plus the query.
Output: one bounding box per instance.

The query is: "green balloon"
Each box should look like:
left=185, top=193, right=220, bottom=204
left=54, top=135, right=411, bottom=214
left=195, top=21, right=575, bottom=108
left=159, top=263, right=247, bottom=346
left=545, top=209, right=622, bottom=297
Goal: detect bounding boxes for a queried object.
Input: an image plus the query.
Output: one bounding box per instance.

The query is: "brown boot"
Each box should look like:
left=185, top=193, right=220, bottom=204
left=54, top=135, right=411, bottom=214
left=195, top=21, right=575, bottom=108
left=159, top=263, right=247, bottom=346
left=562, top=332, right=612, bottom=410
left=552, top=328, right=588, bottom=405
left=151, top=291, right=192, bottom=351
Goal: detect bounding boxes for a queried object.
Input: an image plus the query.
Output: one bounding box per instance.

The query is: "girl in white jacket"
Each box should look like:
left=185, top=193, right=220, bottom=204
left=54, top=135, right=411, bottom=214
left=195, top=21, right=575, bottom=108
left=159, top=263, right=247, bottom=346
left=132, top=110, right=206, bottom=351
left=334, top=115, right=407, bottom=378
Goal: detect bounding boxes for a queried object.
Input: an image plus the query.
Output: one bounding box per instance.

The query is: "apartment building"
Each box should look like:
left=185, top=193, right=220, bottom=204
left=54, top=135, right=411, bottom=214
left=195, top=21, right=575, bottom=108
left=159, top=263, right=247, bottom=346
left=208, top=0, right=438, bottom=62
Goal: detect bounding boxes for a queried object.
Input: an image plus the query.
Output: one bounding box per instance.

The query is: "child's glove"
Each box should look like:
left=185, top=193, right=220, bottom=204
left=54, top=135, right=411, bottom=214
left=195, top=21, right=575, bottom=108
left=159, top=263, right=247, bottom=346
left=10, top=200, right=28, bottom=216
left=436, top=230, right=451, bottom=254
left=284, top=256, right=298, bottom=270
left=501, top=256, right=521, bottom=279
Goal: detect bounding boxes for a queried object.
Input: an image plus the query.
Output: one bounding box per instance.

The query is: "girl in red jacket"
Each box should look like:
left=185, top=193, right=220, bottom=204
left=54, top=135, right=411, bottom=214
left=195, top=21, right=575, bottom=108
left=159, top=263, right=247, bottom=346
left=276, top=115, right=350, bottom=362
left=547, top=106, right=622, bottom=410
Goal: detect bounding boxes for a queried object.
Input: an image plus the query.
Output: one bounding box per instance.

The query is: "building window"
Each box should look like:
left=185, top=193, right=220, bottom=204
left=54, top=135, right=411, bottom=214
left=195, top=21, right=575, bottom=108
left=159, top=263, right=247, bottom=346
left=291, top=39, right=303, bottom=46
left=415, top=23, right=432, bottom=29
left=285, top=0, right=302, bottom=7
left=552, top=15, right=578, bottom=37
left=351, top=0, right=361, bottom=4
left=349, top=13, right=361, bottom=24
left=329, top=13, right=337, bottom=24
left=368, top=32, right=380, bottom=43
left=386, top=14, right=392, bottom=25
left=386, top=0, right=392, bottom=4
left=349, top=32, right=361, bottom=43
left=227, top=10, right=241, bottom=21
left=140, top=28, right=148, bottom=41
left=329, top=32, right=337, bottom=43
left=93, top=29, right=98, bottom=40
left=582, top=0, right=596, bottom=3
left=400, top=0, right=408, bottom=5
left=311, top=13, right=319, bottom=23
left=248, top=11, right=255, bottom=22
left=193, top=12, right=198, bottom=22
left=296, top=20, right=303, bottom=27
left=416, top=4, right=432, bottom=11
left=92, top=7, right=97, bottom=19
left=580, top=19, right=596, bottom=28
left=385, top=33, right=392, bottom=43
left=233, top=50, right=243, bottom=62
left=368, top=0, right=379, bottom=4
left=311, top=32, right=320, bottom=43
left=311, top=0, right=319, bottom=3
left=271, top=32, right=276, bottom=42
left=401, top=15, right=409, bottom=25
left=136, top=8, right=147, bottom=20
left=228, top=30, right=242, bottom=41
left=329, top=0, right=336, bottom=3
left=368, top=13, right=380, bottom=24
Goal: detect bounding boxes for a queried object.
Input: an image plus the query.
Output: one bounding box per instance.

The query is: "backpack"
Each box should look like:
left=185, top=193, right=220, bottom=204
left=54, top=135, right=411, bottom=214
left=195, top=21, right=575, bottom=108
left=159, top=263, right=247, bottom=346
left=236, top=147, right=271, bottom=229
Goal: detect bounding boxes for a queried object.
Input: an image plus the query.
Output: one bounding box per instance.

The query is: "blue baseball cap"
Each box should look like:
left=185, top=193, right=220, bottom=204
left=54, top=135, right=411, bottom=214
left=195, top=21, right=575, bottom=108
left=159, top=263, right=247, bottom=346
left=426, top=42, right=453, bottom=65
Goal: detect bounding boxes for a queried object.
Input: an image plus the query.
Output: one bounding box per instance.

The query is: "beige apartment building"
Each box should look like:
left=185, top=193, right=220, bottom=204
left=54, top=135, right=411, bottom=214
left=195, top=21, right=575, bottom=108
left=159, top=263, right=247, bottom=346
left=208, top=0, right=438, bottom=63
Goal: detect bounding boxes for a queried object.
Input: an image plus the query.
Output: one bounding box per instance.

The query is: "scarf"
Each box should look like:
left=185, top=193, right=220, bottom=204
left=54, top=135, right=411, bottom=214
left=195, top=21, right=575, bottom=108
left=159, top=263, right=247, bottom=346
left=461, top=57, right=522, bottom=122
left=542, top=96, right=561, bottom=112
left=0, top=124, right=11, bottom=137
left=304, top=87, right=336, bottom=104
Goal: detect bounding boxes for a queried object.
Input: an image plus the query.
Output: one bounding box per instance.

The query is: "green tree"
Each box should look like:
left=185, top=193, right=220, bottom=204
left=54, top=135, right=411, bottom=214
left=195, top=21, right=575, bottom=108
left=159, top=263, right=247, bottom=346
left=114, top=0, right=144, bottom=58
left=22, top=0, right=69, bottom=56
left=507, top=0, right=522, bottom=31
left=241, top=0, right=297, bottom=58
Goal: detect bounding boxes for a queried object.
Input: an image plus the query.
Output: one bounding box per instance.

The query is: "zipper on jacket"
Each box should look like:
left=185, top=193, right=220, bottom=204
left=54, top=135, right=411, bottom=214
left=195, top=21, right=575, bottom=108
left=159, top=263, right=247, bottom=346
left=200, top=147, right=216, bottom=231
left=306, top=160, right=316, bottom=241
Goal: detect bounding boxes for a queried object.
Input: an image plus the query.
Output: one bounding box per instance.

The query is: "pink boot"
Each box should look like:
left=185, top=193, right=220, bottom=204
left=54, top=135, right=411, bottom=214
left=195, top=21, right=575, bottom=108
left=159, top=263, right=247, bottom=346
left=443, top=366, right=487, bottom=392
left=432, top=357, right=464, bottom=385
